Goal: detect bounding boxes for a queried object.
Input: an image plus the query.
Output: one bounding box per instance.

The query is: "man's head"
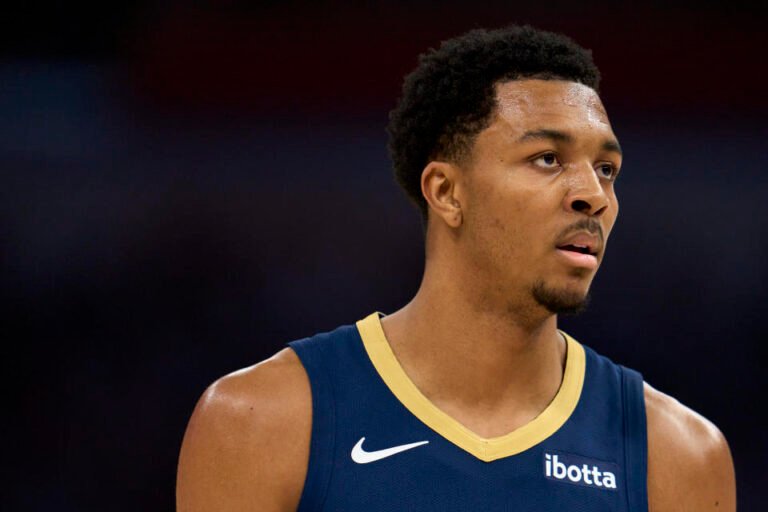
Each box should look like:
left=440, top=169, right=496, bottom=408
left=388, top=25, right=601, bottom=218
left=387, top=26, right=621, bottom=317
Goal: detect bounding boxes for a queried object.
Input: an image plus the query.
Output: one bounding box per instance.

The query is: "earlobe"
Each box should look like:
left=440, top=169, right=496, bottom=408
left=421, top=161, right=463, bottom=228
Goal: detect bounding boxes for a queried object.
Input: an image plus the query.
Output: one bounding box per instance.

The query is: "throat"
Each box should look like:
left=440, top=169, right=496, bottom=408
left=380, top=310, right=568, bottom=439
left=430, top=387, right=562, bottom=438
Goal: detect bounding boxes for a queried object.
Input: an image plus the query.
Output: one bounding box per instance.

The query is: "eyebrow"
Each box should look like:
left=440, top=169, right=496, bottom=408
left=518, top=129, right=623, bottom=156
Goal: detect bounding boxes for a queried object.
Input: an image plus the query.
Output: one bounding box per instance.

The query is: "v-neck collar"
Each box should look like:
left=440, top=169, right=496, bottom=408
left=355, top=312, right=586, bottom=462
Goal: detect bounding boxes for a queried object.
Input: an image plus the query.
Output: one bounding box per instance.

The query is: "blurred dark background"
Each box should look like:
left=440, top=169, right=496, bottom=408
left=3, top=1, right=766, bottom=510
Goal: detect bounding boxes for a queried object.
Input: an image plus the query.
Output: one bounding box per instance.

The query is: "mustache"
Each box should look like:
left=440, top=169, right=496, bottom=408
left=557, top=218, right=604, bottom=243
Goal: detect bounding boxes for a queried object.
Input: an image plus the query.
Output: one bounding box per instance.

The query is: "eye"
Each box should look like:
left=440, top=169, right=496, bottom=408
left=532, top=153, right=561, bottom=169
left=596, top=163, right=619, bottom=181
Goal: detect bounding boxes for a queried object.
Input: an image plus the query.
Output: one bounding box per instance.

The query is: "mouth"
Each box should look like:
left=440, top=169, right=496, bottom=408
left=556, top=244, right=596, bottom=256
left=555, top=246, right=599, bottom=269
left=555, top=229, right=603, bottom=270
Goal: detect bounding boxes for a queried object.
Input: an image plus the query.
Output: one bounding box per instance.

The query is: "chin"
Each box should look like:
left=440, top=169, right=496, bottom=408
left=531, top=280, right=591, bottom=316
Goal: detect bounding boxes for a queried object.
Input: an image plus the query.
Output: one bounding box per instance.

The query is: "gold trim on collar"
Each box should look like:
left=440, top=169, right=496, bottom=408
left=355, top=312, right=586, bottom=462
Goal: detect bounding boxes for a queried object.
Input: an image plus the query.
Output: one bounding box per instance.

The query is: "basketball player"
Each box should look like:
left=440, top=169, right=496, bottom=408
left=177, top=26, right=736, bottom=511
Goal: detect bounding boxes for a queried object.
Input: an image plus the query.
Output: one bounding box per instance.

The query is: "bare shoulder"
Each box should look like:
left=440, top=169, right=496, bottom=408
left=644, top=382, right=736, bottom=512
left=177, top=348, right=311, bottom=512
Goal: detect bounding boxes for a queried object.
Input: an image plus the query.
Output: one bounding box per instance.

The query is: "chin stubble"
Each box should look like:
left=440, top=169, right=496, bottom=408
left=531, top=280, right=591, bottom=316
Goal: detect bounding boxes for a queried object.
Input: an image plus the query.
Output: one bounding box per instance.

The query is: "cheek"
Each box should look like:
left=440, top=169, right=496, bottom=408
left=603, top=195, right=619, bottom=238
left=462, top=168, right=551, bottom=265
left=467, top=189, right=535, bottom=265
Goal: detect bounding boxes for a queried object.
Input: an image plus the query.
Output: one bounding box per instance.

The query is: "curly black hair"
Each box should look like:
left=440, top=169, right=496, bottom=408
left=387, top=25, right=601, bottom=218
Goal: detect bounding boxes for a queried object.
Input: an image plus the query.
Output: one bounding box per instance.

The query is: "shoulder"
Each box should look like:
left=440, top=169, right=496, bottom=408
left=644, top=382, right=735, bottom=512
left=177, top=348, right=312, bottom=512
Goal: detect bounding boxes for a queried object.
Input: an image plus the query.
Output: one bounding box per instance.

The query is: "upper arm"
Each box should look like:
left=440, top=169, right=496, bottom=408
left=645, top=382, right=736, bottom=512
left=176, top=348, right=312, bottom=512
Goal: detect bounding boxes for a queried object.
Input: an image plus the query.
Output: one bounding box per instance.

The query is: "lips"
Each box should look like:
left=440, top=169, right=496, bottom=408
left=555, top=231, right=602, bottom=269
left=555, top=248, right=598, bottom=269
left=555, top=232, right=601, bottom=257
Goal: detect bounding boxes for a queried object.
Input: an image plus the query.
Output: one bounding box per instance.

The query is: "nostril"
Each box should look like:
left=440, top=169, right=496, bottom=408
left=571, top=199, right=591, bottom=213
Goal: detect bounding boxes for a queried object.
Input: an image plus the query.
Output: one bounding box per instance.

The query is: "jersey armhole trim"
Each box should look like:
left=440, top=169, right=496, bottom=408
left=288, top=340, right=336, bottom=512
left=621, top=365, right=649, bottom=512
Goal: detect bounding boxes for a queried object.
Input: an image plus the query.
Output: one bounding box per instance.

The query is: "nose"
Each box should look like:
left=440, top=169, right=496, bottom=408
left=563, top=163, right=610, bottom=217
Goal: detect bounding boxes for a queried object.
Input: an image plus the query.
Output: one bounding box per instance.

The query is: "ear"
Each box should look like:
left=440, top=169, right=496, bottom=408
left=420, top=161, right=463, bottom=228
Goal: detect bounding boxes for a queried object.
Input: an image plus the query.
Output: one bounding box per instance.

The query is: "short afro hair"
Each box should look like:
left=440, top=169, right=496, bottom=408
left=387, top=25, right=601, bottom=218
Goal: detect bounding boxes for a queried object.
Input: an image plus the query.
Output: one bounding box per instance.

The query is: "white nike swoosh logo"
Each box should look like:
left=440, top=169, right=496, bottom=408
left=351, top=437, right=429, bottom=464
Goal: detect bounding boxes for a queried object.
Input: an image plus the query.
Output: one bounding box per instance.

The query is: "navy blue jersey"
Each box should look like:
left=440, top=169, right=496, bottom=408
left=288, top=313, right=648, bottom=511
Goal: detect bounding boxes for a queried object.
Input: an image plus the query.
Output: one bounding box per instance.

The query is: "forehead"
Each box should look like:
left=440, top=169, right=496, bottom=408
left=493, top=79, right=612, bottom=134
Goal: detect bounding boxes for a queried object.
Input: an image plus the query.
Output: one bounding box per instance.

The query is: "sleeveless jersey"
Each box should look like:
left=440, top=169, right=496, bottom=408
left=288, top=313, right=648, bottom=511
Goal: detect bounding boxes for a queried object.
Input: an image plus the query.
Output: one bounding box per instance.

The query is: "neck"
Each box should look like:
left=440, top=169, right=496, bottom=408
left=379, top=255, right=567, bottom=437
